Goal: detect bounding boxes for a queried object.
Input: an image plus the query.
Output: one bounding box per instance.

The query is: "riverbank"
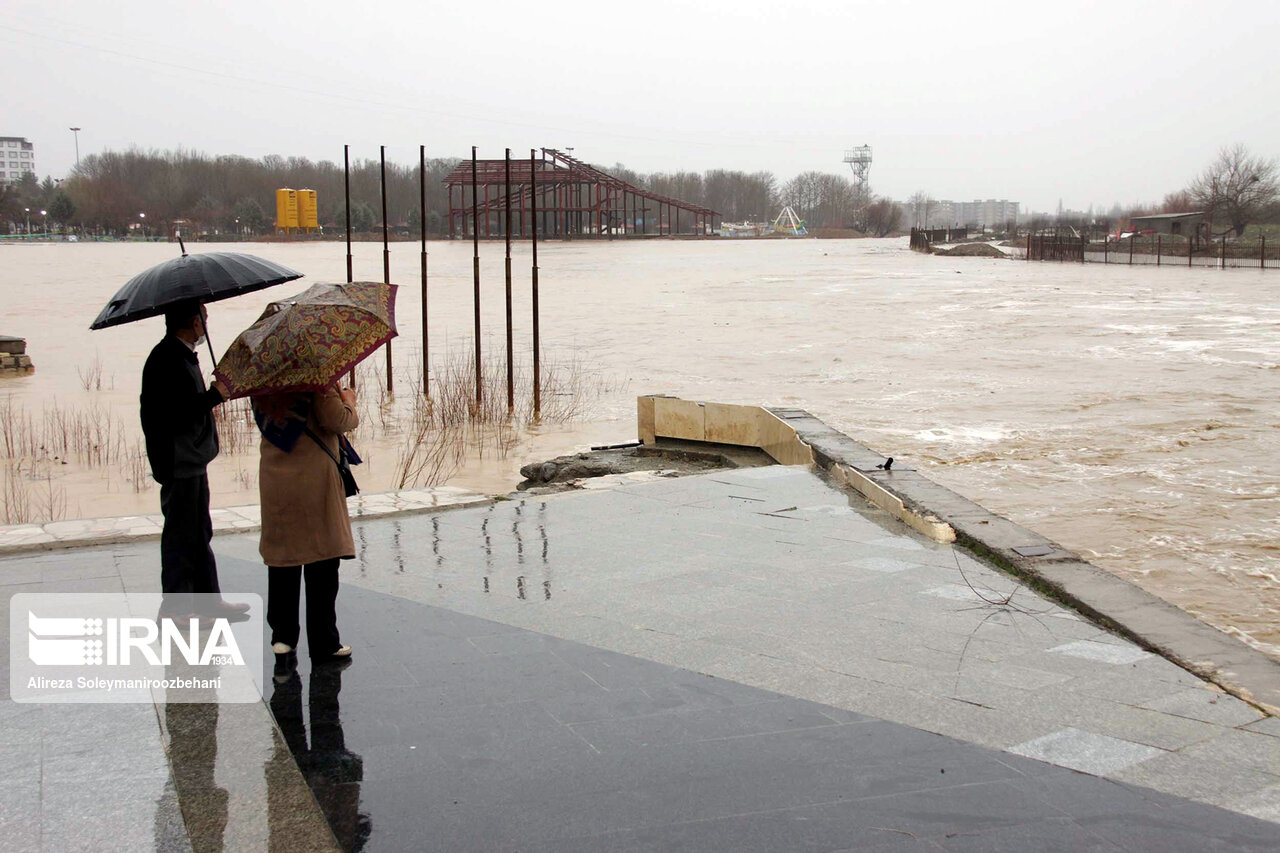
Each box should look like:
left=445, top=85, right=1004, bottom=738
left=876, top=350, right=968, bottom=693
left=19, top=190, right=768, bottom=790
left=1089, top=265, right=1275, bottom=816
left=2, top=405, right=1277, bottom=850
left=1, top=237, right=1277, bottom=665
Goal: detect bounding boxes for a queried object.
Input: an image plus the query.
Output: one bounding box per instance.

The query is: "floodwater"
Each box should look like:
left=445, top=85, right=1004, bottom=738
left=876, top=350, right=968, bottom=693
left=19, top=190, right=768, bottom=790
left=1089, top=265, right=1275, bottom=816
left=2, top=238, right=1278, bottom=660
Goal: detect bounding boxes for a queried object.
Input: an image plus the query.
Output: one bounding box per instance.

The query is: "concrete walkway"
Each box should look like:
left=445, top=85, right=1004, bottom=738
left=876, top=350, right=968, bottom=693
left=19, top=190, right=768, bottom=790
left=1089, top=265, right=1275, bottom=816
left=2, top=466, right=1279, bottom=850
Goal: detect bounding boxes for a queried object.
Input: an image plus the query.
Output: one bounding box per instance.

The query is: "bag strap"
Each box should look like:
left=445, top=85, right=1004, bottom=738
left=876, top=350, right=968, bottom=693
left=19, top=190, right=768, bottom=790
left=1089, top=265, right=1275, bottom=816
left=301, top=425, right=343, bottom=470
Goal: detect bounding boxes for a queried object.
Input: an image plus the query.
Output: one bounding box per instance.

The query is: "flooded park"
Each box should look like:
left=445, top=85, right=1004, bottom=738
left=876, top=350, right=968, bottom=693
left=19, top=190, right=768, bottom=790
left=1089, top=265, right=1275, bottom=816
left=2, top=236, right=1278, bottom=660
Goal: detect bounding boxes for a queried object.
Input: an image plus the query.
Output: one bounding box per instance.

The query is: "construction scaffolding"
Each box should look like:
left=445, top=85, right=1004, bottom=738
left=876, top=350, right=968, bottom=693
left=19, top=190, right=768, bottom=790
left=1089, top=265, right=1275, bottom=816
left=444, top=149, right=720, bottom=239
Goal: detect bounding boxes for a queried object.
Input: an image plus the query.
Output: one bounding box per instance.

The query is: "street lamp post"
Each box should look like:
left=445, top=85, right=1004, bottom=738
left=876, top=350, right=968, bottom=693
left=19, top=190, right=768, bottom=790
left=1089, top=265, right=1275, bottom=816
left=40, top=210, right=47, bottom=237
left=69, top=127, right=81, bottom=168
left=139, top=212, right=146, bottom=239
left=23, top=207, right=30, bottom=235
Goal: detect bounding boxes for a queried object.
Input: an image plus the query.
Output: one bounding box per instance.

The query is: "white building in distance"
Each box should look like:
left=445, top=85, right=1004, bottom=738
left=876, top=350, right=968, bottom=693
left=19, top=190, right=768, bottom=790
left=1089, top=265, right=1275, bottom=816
left=904, top=198, right=1021, bottom=229
left=933, top=199, right=1020, bottom=229
left=0, top=137, right=36, bottom=184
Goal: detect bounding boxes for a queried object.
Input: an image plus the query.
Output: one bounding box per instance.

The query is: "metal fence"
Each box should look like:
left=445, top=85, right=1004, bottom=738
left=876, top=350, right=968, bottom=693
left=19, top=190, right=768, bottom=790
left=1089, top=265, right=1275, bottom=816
left=909, top=227, right=970, bottom=251
left=1026, top=233, right=1276, bottom=269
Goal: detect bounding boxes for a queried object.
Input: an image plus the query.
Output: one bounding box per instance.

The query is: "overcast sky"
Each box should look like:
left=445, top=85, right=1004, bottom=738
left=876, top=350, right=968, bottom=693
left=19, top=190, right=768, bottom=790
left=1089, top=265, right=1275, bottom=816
left=6, top=0, right=1278, bottom=213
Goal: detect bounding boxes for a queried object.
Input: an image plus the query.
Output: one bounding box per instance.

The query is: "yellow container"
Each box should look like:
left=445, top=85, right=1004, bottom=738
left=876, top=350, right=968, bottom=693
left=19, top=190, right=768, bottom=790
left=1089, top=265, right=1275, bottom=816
left=275, top=188, right=298, bottom=231
left=297, top=189, right=318, bottom=230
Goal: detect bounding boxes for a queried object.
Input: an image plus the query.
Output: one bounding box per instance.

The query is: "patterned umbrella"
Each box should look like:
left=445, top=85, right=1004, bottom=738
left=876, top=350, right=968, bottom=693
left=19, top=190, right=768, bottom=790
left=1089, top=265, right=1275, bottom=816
left=214, top=281, right=398, bottom=400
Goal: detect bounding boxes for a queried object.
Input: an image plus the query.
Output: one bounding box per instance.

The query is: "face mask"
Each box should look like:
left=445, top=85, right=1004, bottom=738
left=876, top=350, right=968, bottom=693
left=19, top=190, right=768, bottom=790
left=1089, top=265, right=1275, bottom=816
left=195, top=334, right=207, bottom=347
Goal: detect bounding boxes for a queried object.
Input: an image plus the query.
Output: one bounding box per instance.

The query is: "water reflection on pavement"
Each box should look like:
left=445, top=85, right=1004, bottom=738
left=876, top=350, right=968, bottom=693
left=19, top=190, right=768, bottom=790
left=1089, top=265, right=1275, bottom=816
left=269, top=662, right=369, bottom=852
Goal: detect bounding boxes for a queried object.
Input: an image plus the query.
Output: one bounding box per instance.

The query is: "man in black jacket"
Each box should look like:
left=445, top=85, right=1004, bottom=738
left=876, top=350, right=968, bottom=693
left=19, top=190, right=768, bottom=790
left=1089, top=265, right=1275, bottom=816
left=140, top=300, right=245, bottom=617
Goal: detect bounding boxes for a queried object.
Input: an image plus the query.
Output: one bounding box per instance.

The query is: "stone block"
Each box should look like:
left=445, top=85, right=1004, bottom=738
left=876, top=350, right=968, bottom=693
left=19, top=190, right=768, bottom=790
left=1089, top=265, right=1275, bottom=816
left=0, top=352, right=33, bottom=373
left=703, top=401, right=761, bottom=446
left=757, top=411, right=813, bottom=466
left=652, top=396, right=706, bottom=442
left=636, top=395, right=657, bottom=444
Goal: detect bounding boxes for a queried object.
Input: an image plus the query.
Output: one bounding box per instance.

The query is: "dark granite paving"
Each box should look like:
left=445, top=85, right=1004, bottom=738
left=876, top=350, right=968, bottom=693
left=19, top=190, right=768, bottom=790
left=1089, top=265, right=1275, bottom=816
left=217, top=557, right=1280, bottom=853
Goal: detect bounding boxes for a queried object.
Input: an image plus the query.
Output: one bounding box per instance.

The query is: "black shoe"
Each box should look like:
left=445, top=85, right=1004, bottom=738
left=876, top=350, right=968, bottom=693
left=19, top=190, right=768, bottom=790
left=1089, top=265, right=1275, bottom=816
left=203, top=600, right=252, bottom=622
left=272, top=642, right=298, bottom=679
left=311, top=644, right=353, bottom=666
left=212, top=600, right=251, bottom=614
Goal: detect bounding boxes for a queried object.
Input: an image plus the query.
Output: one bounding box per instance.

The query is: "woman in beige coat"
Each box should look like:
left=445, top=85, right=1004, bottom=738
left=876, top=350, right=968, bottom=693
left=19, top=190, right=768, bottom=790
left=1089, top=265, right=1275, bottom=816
left=253, top=385, right=359, bottom=671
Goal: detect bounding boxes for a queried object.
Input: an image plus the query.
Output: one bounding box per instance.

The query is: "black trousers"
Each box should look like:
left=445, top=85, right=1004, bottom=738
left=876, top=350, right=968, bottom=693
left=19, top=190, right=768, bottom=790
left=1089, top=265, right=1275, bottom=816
left=267, top=559, right=341, bottom=658
left=159, top=473, right=220, bottom=614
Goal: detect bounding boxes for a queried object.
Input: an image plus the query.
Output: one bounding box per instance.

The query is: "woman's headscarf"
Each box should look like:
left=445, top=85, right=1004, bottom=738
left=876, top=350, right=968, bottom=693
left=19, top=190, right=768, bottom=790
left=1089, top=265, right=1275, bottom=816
left=251, top=392, right=309, bottom=452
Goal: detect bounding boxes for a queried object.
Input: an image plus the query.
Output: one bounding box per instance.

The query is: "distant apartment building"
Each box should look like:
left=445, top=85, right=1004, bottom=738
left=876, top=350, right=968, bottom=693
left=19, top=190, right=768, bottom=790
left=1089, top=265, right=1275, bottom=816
left=0, top=137, right=36, bottom=184
left=941, top=199, right=1020, bottom=228
left=901, top=198, right=1020, bottom=229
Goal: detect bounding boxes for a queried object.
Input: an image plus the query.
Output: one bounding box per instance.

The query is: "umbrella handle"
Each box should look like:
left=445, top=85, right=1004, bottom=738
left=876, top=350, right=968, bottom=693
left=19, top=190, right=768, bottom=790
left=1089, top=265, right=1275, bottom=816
left=204, top=326, right=220, bottom=388
left=178, top=235, right=187, bottom=256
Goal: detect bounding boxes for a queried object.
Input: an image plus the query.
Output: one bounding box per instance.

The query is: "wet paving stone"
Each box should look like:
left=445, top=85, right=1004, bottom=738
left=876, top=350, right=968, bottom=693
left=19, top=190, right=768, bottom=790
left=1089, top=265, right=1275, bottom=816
left=213, top=551, right=1280, bottom=852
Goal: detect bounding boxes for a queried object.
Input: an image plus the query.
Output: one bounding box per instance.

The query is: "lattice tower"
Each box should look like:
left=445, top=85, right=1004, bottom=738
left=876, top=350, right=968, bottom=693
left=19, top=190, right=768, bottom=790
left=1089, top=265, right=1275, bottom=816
left=843, top=145, right=872, bottom=188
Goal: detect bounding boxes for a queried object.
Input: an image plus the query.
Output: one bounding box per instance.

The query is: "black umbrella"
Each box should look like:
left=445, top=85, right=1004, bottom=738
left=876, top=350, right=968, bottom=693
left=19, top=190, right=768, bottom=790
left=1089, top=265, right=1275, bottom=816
left=89, top=241, right=304, bottom=363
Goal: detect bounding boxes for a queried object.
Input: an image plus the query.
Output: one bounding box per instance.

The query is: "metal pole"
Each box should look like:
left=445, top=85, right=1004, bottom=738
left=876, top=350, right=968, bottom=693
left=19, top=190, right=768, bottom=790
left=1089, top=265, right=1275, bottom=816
left=344, top=145, right=353, bottom=281
left=504, top=148, right=514, bottom=413
left=380, top=145, right=392, bottom=393
left=344, top=145, right=355, bottom=387
left=420, top=144, right=429, bottom=397
left=1129, top=234, right=1135, bottom=265
left=1221, top=236, right=1226, bottom=269
left=472, top=147, right=482, bottom=412
left=530, top=149, right=541, bottom=420
left=1157, top=234, right=1162, bottom=266
left=1261, top=235, right=1266, bottom=270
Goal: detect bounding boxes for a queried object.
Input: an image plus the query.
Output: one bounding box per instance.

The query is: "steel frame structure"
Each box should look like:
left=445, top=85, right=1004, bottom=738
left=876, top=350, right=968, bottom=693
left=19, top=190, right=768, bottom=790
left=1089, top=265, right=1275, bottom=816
left=444, top=148, right=720, bottom=239
left=843, top=145, right=872, bottom=189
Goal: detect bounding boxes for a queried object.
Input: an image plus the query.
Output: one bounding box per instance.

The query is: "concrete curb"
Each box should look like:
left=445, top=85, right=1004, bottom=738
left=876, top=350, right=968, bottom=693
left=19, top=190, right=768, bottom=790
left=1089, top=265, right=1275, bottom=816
left=769, top=407, right=1280, bottom=717
left=0, top=487, right=494, bottom=558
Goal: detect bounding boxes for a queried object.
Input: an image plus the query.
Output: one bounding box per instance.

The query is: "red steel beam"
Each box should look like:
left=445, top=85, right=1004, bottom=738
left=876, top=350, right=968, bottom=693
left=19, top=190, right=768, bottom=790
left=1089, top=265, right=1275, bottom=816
left=444, top=147, right=718, bottom=238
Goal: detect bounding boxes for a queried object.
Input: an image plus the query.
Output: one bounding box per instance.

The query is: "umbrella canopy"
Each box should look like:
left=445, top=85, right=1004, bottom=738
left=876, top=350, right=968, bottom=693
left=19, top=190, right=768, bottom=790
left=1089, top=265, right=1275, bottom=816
left=214, top=281, right=398, bottom=400
left=89, top=252, right=303, bottom=330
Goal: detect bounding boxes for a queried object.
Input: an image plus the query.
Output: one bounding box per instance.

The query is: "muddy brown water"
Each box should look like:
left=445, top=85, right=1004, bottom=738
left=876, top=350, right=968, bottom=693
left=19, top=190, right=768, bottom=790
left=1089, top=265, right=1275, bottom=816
left=2, top=238, right=1277, bottom=660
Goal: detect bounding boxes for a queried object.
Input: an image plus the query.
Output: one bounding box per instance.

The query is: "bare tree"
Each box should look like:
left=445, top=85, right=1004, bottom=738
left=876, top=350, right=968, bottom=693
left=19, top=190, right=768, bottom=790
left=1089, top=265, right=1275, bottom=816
left=61, top=147, right=461, bottom=236
left=701, top=169, right=777, bottom=222
left=778, top=171, right=866, bottom=229
left=861, top=198, right=903, bottom=237
left=782, top=172, right=823, bottom=222
left=1188, top=143, right=1279, bottom=237
left=907, top=191, right=935, bottom=228
left=1160, top=190, right=1195, bottom=214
